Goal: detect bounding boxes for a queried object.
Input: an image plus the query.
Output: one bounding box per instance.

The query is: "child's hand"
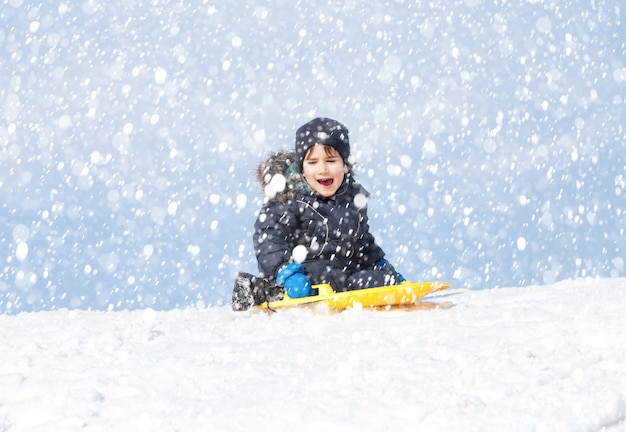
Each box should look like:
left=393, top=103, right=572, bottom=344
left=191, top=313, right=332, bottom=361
left=277, top=263, right=312, bottom=298
left=374, top=258, right=406, bottom=282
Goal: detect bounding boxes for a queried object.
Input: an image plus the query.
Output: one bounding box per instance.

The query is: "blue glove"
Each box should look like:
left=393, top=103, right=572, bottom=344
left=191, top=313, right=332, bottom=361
left=277, top=263, right=312, bottom=298
left=375, top=258, right=406, bottom=282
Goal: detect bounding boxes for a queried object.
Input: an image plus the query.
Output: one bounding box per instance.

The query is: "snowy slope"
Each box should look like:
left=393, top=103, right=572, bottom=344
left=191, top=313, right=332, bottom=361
left=1, top=278, right=625, bottom=431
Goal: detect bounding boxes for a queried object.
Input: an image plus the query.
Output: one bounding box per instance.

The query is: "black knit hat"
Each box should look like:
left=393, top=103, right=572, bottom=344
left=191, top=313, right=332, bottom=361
left=295, top=117, right=350, bottom=171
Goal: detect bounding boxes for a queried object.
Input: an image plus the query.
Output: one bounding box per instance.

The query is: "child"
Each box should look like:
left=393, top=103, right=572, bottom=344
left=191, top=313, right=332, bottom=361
left=232, top=117, right=403, bottom=311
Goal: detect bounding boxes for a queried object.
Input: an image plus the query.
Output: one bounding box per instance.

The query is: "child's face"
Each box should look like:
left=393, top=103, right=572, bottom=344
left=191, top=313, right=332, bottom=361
left=302, top=145, right=347, bottom=197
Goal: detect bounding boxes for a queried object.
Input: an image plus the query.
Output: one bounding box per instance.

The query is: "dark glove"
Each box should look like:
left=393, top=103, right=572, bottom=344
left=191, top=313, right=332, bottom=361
left=374, top=258, right=406, bottom=282
left=277, top=263, right=312, bottom=298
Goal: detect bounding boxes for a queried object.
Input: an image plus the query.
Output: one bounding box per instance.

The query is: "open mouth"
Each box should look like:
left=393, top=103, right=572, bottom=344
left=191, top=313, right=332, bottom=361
left=318, top=178, right=334, bottom=187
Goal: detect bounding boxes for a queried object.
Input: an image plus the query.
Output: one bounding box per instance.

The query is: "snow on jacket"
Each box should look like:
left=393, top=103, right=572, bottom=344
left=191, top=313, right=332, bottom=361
left=253, top=150, right=386, bottom=278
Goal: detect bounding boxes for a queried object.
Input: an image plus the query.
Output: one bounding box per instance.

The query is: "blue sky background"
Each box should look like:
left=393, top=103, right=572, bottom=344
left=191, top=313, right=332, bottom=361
left=1, top=0, right=624, bottom=313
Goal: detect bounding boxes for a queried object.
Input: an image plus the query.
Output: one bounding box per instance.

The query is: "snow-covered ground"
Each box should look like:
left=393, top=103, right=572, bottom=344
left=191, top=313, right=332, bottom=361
left=1, top=277, right=624, bottom=431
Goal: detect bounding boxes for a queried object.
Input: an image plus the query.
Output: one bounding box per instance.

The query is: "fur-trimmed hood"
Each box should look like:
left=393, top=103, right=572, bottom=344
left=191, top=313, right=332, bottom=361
left=256, top=150, right=366, bottom=203
left=256, top=150, right=298, bottom=203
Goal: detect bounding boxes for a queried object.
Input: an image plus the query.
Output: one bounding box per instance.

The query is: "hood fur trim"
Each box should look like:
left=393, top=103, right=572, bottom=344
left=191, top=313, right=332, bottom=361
left=256, top=150, right=297, bottom=203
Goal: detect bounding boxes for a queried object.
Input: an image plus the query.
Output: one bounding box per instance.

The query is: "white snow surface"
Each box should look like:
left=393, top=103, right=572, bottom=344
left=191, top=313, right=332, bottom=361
left=1, top=278, right=625, bottom=431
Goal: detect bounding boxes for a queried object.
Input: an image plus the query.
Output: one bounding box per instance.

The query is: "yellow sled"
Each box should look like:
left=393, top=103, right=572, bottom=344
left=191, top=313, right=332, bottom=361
left=257, top=280, right=451, bottom=311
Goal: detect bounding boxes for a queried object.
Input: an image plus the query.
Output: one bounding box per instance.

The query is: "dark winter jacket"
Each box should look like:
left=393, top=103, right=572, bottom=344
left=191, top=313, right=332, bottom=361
left=253, top=150, right=386, bottom=279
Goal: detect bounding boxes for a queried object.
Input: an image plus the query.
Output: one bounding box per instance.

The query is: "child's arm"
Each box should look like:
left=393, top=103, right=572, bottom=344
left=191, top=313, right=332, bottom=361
left=253, top=200, right=297, bottom=278
left=357, top=233, right=386, bottom=267
left=356, top=209, right=405, bottom=281
left=354, top=207, right=386, bottom=268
